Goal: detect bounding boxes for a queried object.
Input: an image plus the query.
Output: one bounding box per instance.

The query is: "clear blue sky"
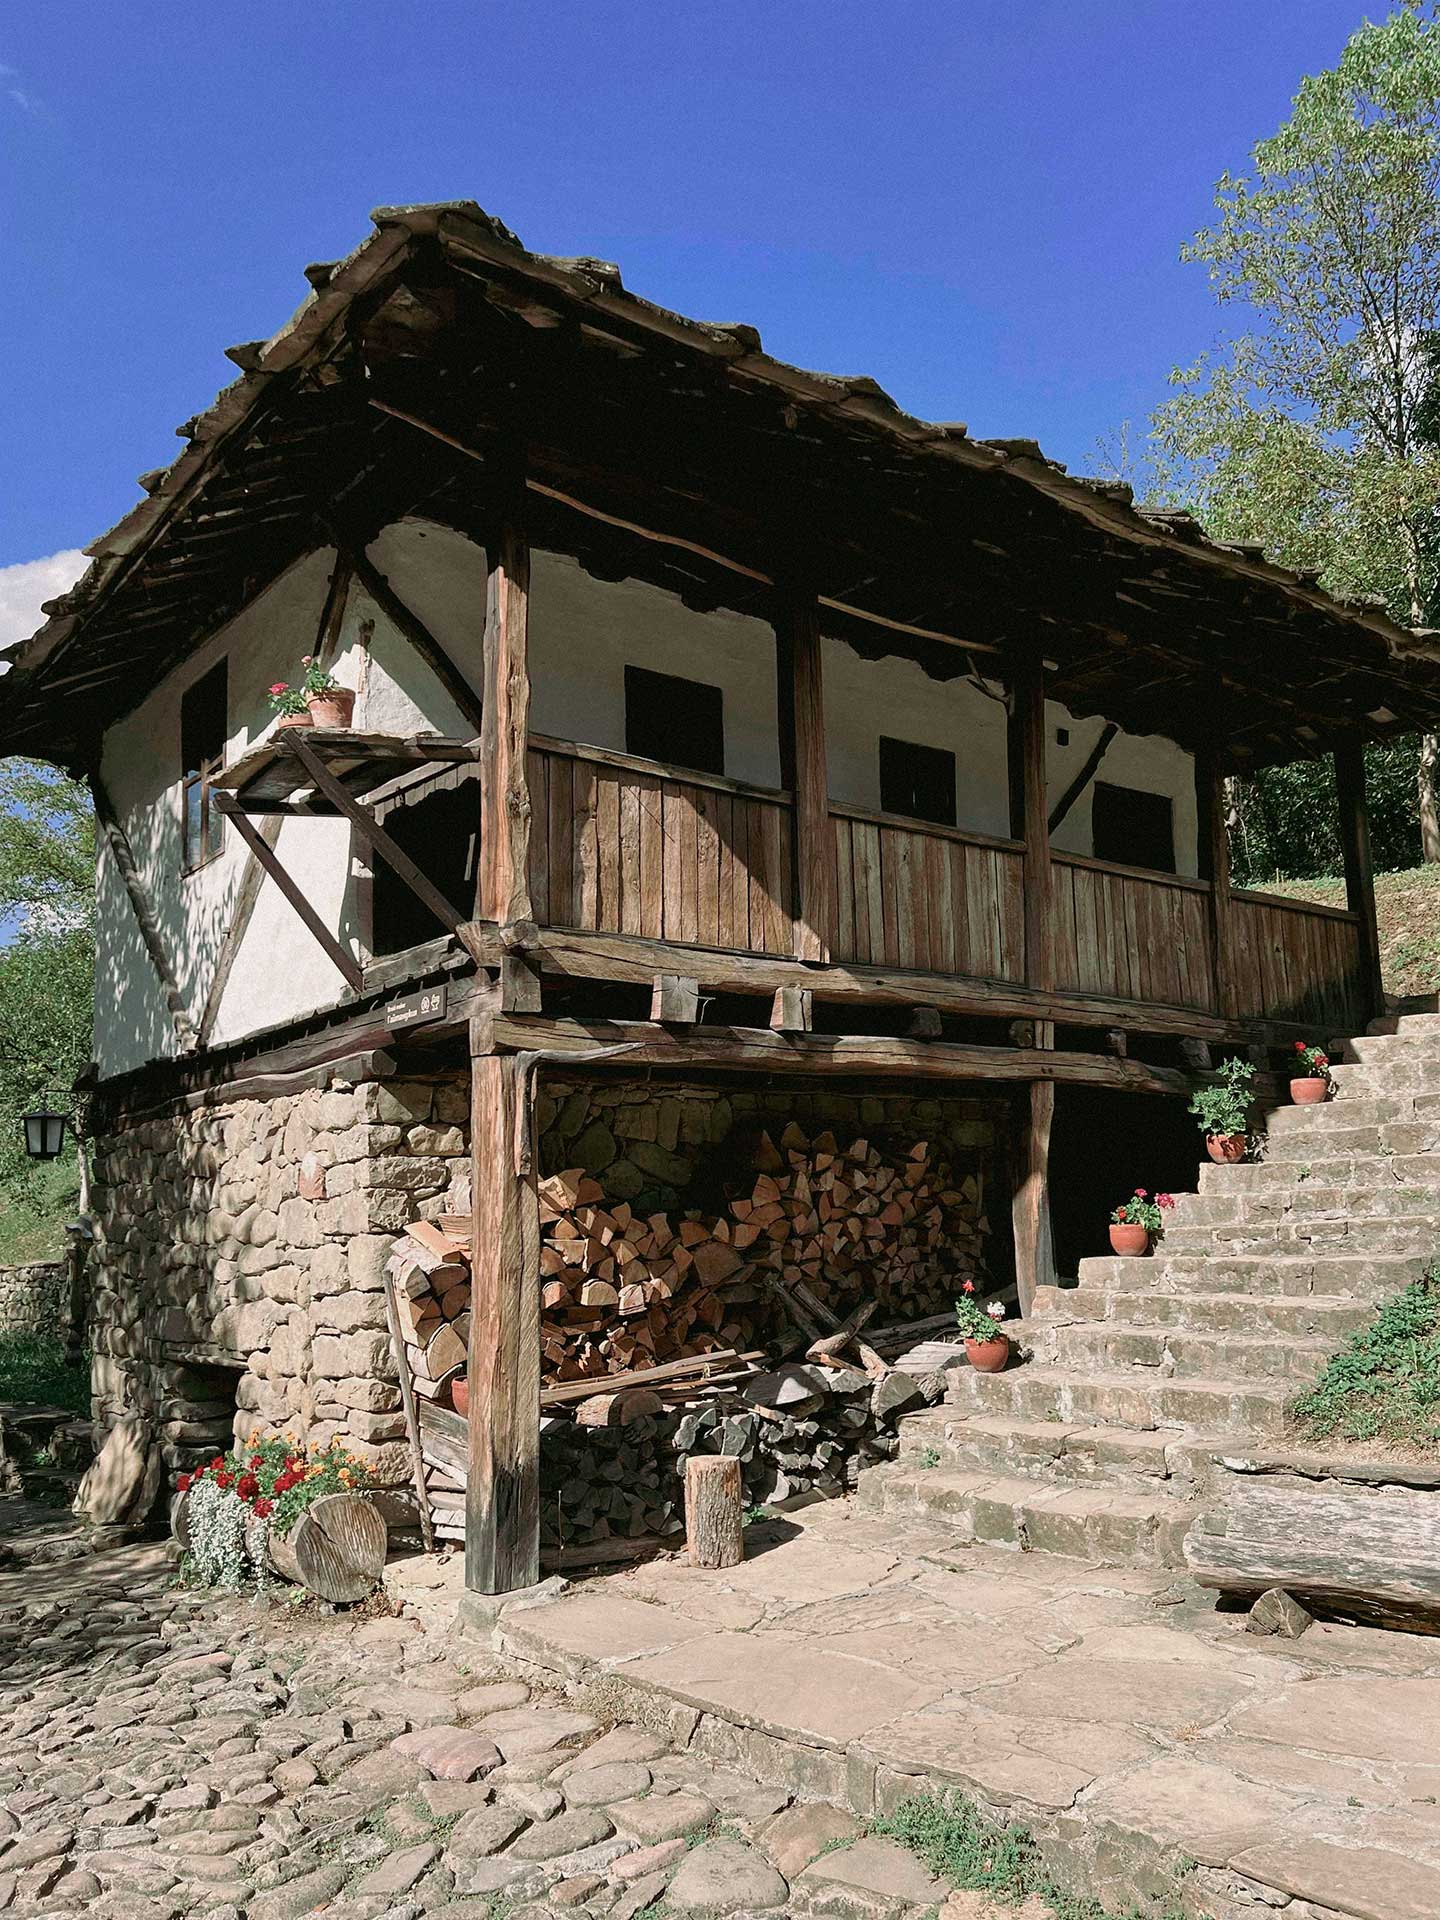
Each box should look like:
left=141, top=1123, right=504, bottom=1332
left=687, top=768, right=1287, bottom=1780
left=1, top=2, right=1373, bottom=573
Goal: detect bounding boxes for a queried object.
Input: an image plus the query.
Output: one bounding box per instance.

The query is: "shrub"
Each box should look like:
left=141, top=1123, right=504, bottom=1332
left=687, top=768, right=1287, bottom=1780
left=1291, top=1268, right=1440, bottom=1449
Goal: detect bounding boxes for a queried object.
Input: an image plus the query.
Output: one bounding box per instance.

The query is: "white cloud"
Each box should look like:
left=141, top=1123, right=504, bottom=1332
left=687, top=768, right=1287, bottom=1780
left=0, top=549, right=87, bottom=654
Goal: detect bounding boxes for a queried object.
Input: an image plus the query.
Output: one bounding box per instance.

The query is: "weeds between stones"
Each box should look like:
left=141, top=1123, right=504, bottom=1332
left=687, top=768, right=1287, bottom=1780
left=874, top=1792, right=1196, bottom=1920
left=1291, top=1265, right=1440, bottom=1450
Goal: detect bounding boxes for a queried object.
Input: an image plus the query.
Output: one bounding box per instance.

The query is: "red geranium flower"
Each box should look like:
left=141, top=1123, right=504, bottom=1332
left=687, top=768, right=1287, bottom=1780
left=253, top=1497, right=273, bottom=1519
left=1157, top=1194, right=1175, bottom=1209
left=961, top=1278, right=975, bottom=1294
left=237, top=1473, right=259, bottom=1501
left=177, top=1472, right=191, bottom=1493
left=1135, top=1188, right=1148, bottom=1199
left=210, top=1456, right=225, bottom=1471
left=1294, top=1040, right=1305, bottom=1051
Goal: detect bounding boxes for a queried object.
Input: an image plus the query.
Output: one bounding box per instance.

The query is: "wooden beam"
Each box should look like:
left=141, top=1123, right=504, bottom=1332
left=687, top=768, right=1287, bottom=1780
left=213, top=795, right=364, bottom=992
left=478, top=511, right=533, bottom=928
left=1012, top=1077, right=1057, bottom=1317
left=1048, top=721, right=1117, bottom=834
left=466, top=1041, right=541, bottom=1596
left=336, top=536, right=485, bottom=735
left=89, top=773, right=199, bottom=1049
left=650, top=974, right=700, bottom=1024
left=470, top=1008, right=1194, bottom=1094
left=1008, top=656, right=1055, bottom=993
left=770, top=985, right=813, bottom=1032
left=197, top=815, right=282, bottom=1045
left=1195, top=752, right=1238, bottom=1022
left=1335, top=739, right=1385, bottom=1023
left=284, top=732, right=471, bottom=940
left=777, top=591, right=834, bottom=961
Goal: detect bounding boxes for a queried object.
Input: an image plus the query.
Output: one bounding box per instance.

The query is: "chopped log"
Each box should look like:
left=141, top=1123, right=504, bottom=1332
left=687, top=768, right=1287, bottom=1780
left=685, top=1454, right=744, bottom=1568
left=1185, top=1479, right=1440, bottom=1634
left=268, top=1493, right=388, bottom=1603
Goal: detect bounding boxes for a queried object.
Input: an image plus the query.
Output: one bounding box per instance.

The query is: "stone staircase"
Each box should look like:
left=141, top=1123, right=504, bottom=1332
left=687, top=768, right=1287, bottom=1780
left=860, top=1012, right=1440, bottom=1570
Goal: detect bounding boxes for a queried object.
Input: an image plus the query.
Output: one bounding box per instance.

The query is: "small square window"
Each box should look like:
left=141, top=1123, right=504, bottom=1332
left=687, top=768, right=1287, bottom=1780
left=1091, top=781, right=1175, bottom=874
left=181, top=661, right=228, bottom=871
left=624, top=665, right=724, bottom=776
left=879, top=736, right=956, bottom=828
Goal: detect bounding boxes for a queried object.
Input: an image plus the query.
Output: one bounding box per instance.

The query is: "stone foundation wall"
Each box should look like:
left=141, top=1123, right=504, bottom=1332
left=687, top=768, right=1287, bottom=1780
left=92, top=1067, right=1008, bottom=1497
left=0, top=1261, right=67, bottom=1336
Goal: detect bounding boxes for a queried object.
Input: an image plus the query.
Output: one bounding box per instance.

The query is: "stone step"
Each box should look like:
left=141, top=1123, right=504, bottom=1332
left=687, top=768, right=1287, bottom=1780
left=857, top=1459, right=1194, bottom=1566
left=1341, top=1030, right=1440, bottom=1064
left=1368, top=1007, right=1440, bottom=1034
left=1326, top=1059, right=1440, bottom=1097
left=1265, top=1090, right=1440, bottom=1139
left=1161, top=1212, right=1440, bottom=1258
left=944, top=1361, right=1292, bottom=1436
left=896, top=1405, right=1219, bottom=1495
left=1263, top=1115, right=1440, bottom=1164
left=1033, top=1283, right=1376, bottom=1341
left=1074, top=1250, right=1426, bottom=1300
left=1199, top=1148, right=1440, bottom=1191
left=1039, top=1320, right=1332, bottom=1385
left=1164, top=1178, right=1440, bottom=1226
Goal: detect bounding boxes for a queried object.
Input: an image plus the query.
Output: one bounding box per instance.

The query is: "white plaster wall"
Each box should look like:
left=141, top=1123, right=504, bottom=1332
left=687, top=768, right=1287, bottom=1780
left=1046, top=706, right=1198, bottom=877
left=528, top=552, right=781, bottom=788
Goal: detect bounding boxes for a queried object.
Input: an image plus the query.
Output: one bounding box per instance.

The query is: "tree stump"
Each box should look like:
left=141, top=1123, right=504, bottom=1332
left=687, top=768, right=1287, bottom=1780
left=268, top=1492, right=388, bottom=1603
left=685, top=1455, right=743, bottom=1568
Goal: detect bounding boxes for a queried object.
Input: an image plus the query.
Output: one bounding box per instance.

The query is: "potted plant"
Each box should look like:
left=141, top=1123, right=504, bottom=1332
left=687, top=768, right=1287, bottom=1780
left=1187, top=1057, right=1256, bottom=1162
left=267, top=681, right=312, bottom=731
left=301, top=656, right=356, bottom=729
left=956, top=1280, right=1011, bottom=1370
left=1290, top=1041, right=1331, bottom=1104
left=1108, top=1189, right=1175, bottom=1256
left=174, top=1433, right=384, bottom=1602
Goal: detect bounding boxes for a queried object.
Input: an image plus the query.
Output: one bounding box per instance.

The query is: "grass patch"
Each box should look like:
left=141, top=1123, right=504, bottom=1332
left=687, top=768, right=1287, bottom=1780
left=1266, top=863, right=1440, bottom=1001
left=0, top=1329, right=89, bottom=1413
left=1291, top=1267, right=1440, bottom=1451
left=874, top=1792, right=1192, bottom=1920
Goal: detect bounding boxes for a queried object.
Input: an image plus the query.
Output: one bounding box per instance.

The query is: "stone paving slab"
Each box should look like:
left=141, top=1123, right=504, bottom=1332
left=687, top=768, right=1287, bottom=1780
left=480, top=1499, right=1440, bottom=1920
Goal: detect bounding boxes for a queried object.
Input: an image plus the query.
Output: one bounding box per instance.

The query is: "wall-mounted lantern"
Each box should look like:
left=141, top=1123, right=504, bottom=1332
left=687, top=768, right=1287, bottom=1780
left=22, top=1104, right=67, bottom=1161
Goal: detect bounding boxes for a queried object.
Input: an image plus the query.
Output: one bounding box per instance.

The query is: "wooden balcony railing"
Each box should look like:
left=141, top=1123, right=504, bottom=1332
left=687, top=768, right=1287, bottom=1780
left=526, top=736, right=793, bottom=954
left=1053, top=853, right=1216, bottom=1013
left=1231, top=888, right=1366, bottom=1031
left=525, top=737, right=1369, bottom=1031
left=829, top=804, right=1026, bottom=979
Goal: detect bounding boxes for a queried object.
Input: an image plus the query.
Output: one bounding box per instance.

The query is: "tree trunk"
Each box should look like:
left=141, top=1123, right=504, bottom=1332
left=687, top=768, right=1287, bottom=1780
left=685, top=1455, right=744, bottom=1568
left=1420, top=733, right=1440, bottom=864
left=268, top=1492, right=387, bottom=1602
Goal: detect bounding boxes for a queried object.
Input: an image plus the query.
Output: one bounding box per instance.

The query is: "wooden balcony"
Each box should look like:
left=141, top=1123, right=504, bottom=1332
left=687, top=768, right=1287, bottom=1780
left=522, top=735, right=1369, bottom=1036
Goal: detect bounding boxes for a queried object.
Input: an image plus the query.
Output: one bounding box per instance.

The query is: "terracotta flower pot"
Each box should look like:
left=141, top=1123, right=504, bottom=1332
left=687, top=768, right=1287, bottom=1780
left=306, top=687, right=357, bottom=728
left=1109, top=1222, right=1150, bottom=1257
left=450, top=1376, right=469, bottom=1418
left=1290, top=1077, right=1329, bottom=1105
left=1206, top=1132, right=1247, bottom=1163
left=965, top=1333, right=1010, bottom=1373
left=276, top=711, right=314, bottom=731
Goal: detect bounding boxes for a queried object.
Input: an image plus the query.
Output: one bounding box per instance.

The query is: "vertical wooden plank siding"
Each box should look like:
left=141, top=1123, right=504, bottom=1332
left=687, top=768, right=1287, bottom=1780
left=1229, top=893, right=1366, bottom=1028
left=466, top=1047, right=541, bottom=1596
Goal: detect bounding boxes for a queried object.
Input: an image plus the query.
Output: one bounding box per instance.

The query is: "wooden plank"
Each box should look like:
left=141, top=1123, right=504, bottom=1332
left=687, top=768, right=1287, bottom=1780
left=573, top=755, right=600, bottom=932
left=893, top=827, right=917, bottom=969
left=999, top=849, right=1026, bottom=982
left=637, top=774, right=664, bottom=940
left=676, top=784, right=700, bottom=946
left=831, top=816, right=855, bottom=960
left=763, top=801, right=791, bottom=955
left=856, top=820, right=882, bottom=964
left=779, top=595, right=833, bottom=961
left=477, top=516, right=533, bottom=928
left=526, top=749, right=549, bottom=927
left=600, top=769, right=626, bottom=935
left=212, top=795, right=363, bottom=994
left=1336, top=739, right=1384, bottom=1023
left=547, top=750, right=574, bottom=926
left=879, top=827, right=902, bottom=968
left=717, top=792, right=741, bottom=950
left=528, top=731, right=789, bottom=806
left=90, top=774, right=199, bottom=1047
left=1196, top=754, right=1237, bottom=1021
left=381, top=1262, right=436, bottom=1553
left=661, top=785, right=685, bottom=944
left=466, top=1046, right=541, bottom=1596
left=696, top=784, right=721, bottom=948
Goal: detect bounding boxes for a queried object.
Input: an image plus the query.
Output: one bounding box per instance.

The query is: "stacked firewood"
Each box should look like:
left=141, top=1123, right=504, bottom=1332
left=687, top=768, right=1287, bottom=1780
left=387, top=1219, right=473, bottom=1400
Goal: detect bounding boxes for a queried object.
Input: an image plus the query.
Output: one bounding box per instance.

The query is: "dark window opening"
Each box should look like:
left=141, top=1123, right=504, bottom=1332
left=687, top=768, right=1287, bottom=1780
left=624, top=665, right=724, bottom=776
left=879, top=735, right=956, bottom=828
left=371, top=781, right=479, bottom=956
left=1091, top=781, right=1176, bottom=874
left=181, top=661, right=228, bottom=871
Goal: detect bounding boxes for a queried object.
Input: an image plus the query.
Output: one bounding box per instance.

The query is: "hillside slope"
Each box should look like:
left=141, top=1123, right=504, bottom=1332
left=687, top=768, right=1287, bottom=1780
left=1268, top=863, right=1440, bottom=1002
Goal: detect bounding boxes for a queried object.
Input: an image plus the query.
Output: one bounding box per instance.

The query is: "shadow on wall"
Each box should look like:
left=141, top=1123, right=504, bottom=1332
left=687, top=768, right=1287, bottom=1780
left=1049, top=1087, right=1204, bottom=1280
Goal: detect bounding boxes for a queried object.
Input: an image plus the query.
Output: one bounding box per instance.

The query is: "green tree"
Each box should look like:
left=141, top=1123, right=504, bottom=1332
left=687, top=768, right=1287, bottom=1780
left=0, top=759, right=94, bottom=1218
left=1152, top=1, right=1440, bottom=873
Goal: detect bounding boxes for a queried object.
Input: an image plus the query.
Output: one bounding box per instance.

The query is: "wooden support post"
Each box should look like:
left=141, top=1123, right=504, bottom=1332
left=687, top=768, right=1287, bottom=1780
left=1335, top=739, right=1385, bottom=1023
left=908, top=1006, right=943, bottom=1039
left=466, top=1039, right=541, bottom=1595
left=650, top=974, right=700, bottom=1024
left=777, top=592, right=833, bottom=962
left=770, top=985, right=813, bottom=1032
left=1196, top=752, right=1238, bottom=1022
left=478, top=508, right=534, bottom=930
left=500, top=951, right=543, bottom=1014
left=1007, top=656, right=1054, bottom=993
left=89, top=774, right=199, bottom=1049
left=685, top=1454, right=744, bottom=1568
left=1010, top=1015, right=1056, bottom=1316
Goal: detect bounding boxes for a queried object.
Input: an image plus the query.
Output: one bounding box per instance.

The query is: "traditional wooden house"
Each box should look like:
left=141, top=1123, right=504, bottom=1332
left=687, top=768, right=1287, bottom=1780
left=6, top=201, right=1440, bottom=1593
